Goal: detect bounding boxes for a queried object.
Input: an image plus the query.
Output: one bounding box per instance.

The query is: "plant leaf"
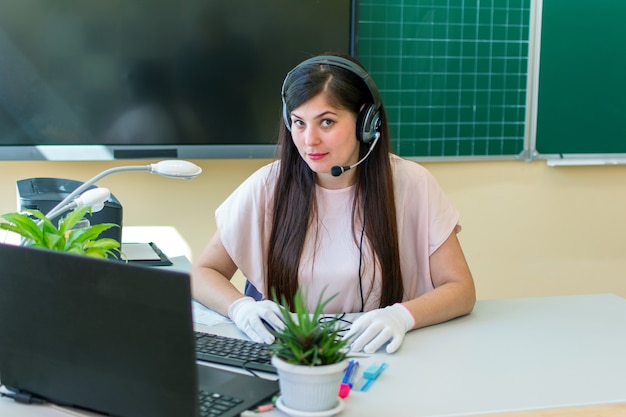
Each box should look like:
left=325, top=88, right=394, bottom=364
left=0, top=211, right=44, bottom=243
left=84, top=238, right=121, bottom=259
left=65, top=223, right=118, bottom=249
left=43, top=232, right=65, bottom=250
left=58, top=207, right=92, bottom=234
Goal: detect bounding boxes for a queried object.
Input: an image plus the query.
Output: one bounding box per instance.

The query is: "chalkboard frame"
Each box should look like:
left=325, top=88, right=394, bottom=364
left=531, top=0, right=626, bottom=165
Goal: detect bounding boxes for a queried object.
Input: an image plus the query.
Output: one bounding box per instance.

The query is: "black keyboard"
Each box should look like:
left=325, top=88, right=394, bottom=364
left=197, top=390, right=244, bottom=417
left=194, top=331, right=276, bottom=374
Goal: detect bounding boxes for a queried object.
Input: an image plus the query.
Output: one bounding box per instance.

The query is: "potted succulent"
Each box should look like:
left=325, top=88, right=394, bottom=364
left=270, top=289, right=350, bottom=416
left=0, top=207, right=120, bottom=259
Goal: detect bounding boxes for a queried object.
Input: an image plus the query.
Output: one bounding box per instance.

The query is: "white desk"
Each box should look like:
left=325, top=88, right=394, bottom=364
left=2, top=294, right=626, bottom=417
left=121, top=225, right=192, bottom=260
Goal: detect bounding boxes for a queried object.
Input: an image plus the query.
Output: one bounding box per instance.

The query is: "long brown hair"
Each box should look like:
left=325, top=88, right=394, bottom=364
left=266, top=54, right=403, bottom=310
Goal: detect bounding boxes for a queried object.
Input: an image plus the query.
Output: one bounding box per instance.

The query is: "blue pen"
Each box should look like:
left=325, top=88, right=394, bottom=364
left=347, top=361, right=359, bottom=388
left=342, top=360, right=355, bottom=384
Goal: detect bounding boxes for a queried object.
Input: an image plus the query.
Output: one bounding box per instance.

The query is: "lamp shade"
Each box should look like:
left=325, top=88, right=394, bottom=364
left=149, top=160, right=202, bottom=179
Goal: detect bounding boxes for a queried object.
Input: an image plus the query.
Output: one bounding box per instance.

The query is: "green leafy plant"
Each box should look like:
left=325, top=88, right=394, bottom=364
left=0, top=207, right=120, bottom=259
left=270, top=288, right=351, bottom=366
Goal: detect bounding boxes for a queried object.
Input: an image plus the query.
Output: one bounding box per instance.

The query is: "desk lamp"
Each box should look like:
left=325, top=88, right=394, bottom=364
left=15, top=160, right=202, bottom=247
left=44, top=160, right=202, bottom=219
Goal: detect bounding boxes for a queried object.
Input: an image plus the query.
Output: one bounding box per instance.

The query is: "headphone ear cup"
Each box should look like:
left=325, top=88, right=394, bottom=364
left=282, top=101, right=291, bottom=131
left=356, top=104, right=381, bottom=144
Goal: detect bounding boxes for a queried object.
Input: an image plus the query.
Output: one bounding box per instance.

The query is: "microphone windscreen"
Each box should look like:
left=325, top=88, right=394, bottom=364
left=331, top=166, right=344, bottom=177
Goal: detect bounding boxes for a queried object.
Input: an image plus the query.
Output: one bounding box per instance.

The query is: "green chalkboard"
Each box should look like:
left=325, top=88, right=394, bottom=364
left=534, top=1, right=626, bottom=156
left=357, top=0, right=530, bottom=158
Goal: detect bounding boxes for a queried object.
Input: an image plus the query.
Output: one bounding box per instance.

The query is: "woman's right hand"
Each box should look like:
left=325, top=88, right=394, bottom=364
left=227, top=297, right=285, bottom=344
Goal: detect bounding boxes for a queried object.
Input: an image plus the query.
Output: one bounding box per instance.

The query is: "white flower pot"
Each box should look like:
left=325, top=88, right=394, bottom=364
left=271, top=356, right=348, bottom=413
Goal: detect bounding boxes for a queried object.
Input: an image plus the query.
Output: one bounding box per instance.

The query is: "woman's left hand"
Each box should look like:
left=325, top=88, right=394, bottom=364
left=343, top=303, right=415, bottom=354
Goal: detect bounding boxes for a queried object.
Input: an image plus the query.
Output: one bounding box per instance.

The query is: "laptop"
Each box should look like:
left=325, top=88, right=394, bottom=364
left=0, top=243, right=278, bottom=417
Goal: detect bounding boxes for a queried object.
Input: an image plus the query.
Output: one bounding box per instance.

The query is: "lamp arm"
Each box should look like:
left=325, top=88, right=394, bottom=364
left=44, top=165, right=150, bottom=218
left=45, top=205, right=73, bottom=223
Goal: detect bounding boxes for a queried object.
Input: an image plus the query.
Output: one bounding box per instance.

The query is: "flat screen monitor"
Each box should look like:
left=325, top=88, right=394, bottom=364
left=0, top=1, right=355, bottom=160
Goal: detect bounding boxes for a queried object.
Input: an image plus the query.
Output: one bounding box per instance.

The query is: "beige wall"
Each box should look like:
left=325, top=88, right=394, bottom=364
left=1, top=158, right=625, bottom=300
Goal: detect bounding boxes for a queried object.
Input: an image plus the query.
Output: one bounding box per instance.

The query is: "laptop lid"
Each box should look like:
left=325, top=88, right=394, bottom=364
left=0, top=243, right=278, bottom=417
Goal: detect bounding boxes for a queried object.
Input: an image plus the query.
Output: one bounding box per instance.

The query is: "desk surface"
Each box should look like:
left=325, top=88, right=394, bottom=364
left=2, top=294, right=626, bottom=417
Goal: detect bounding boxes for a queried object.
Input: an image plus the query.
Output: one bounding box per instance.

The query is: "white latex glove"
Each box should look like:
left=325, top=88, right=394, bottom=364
left=227, top=297, right=285, bottom=344
left=343, top=303, right=415, bottom=354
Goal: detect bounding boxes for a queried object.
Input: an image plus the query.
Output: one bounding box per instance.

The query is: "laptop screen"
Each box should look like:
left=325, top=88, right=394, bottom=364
left=0, top=243, right=200, bottom=416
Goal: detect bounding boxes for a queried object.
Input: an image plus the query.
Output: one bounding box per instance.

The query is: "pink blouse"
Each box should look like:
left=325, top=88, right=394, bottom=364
left=215, top=154, right=460, bottom=313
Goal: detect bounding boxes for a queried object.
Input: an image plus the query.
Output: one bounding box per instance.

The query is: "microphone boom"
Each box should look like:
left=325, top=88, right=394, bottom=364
left=330, top=136, right=380, bottom=177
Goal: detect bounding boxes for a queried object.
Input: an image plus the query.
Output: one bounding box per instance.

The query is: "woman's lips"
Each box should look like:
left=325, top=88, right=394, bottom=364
left=307, top=153, right=327, bottom=161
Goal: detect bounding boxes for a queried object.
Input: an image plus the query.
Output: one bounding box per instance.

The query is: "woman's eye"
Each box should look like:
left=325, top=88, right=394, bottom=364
left=321, top=119, right=335, bottom=127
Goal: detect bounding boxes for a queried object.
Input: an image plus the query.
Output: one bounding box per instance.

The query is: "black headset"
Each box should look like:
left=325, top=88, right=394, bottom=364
left=281, top=55, right=382, bottom=144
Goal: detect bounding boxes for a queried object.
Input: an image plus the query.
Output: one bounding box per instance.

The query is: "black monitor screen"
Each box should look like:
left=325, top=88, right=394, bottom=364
left=0, top=1, right=354, bottom=160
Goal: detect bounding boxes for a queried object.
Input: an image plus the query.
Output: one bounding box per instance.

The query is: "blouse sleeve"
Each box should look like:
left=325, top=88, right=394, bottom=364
left=214, top=162, right=278, bottom=296
left=392, top=155, right=461, bottom=298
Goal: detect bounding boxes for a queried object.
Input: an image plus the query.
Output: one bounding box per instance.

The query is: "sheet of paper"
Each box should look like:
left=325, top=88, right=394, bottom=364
left=192, top=300, right=231, bottom=327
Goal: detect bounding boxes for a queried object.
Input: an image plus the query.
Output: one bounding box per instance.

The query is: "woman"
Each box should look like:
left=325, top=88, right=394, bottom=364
left=191, top=54, right=475, bottom=354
